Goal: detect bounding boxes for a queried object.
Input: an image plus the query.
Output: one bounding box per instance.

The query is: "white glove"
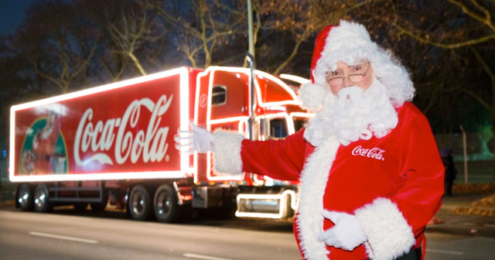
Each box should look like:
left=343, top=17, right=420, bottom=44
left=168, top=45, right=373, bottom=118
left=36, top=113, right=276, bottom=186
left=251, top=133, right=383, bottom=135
left=317, top=210, right=367, bottom=251
left=174, top=123, right=214, bottom=154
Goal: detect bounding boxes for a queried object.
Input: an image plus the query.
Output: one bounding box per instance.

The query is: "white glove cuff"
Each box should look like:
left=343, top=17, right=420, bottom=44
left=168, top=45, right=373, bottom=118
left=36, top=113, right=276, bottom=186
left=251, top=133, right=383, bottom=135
left=212, top=130, right=245, bottom=175
left=355, top=198, right=415, bottom=260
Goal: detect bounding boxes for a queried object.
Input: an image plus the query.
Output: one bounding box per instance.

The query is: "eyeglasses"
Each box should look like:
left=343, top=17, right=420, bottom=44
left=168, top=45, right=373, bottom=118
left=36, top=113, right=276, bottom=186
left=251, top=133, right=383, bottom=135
left=327, top=64, right=370, bottom=87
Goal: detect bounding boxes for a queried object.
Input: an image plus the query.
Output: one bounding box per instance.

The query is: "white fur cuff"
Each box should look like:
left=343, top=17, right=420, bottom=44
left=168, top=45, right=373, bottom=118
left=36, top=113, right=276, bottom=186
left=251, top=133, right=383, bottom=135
left=354, top=198, right=415, bottom=260
left=298, top=82, right=326, bottom=109
left=212, top=130, right=245, bottom=175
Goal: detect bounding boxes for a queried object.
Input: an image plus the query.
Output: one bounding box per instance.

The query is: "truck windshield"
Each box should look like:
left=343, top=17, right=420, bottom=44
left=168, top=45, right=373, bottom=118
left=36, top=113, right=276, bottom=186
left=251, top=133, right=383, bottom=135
left=269, top=118, right=288, bottom=138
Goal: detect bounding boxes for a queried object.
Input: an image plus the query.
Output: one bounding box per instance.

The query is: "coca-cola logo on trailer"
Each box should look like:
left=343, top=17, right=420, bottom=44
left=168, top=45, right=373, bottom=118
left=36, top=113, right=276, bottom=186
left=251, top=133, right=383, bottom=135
left=74, top=95, right=173, bottom=166
left=351, top=145, right=386, bottom=161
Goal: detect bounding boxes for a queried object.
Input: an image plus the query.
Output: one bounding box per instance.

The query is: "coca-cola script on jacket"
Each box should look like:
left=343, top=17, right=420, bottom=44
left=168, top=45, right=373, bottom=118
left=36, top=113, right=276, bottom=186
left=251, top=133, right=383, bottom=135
left=351, top=145, right=386, bottom=161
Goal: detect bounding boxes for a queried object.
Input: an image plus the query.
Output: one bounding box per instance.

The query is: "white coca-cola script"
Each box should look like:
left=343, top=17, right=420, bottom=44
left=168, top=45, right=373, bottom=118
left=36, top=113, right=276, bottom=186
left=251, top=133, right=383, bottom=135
left=74, top=95, right=173, bottom=166
left=351, top=145, right=385, bottom=161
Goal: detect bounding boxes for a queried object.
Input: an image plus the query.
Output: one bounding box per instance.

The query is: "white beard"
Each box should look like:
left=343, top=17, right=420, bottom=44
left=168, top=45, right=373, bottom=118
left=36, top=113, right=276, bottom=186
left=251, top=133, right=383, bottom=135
left=304, top=79, right=399, bottom=146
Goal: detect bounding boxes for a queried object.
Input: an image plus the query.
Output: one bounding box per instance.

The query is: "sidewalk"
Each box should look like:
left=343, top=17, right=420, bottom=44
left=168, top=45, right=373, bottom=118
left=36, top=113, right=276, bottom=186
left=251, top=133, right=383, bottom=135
left=427, top=193, right=495, bottom=238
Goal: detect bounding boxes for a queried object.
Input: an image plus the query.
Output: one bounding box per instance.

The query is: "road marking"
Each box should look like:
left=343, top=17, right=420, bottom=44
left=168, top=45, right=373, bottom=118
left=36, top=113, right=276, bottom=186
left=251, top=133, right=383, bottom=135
left=426, top=249, right=464, bottom=255
left=183, top=253, right=233, bottom=260
left=29, top=232, right=98, bottom=244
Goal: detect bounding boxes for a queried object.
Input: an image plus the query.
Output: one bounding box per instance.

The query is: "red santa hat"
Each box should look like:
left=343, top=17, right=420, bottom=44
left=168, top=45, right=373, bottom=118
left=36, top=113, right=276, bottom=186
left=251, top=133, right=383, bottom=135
left=299, top=20, right=414, bottom=109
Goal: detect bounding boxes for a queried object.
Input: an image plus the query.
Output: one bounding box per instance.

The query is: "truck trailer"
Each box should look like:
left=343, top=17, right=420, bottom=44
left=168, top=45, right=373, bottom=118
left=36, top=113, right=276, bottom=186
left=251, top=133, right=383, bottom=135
left=10, top=66, right=312, bottom=223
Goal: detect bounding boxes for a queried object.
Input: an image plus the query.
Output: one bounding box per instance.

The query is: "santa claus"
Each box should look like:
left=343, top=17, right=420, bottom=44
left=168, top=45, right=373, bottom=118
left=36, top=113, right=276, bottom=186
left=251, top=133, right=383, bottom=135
left=176, top=20, right=444, bottom=260
left=31, top=111, right=61, bottom=174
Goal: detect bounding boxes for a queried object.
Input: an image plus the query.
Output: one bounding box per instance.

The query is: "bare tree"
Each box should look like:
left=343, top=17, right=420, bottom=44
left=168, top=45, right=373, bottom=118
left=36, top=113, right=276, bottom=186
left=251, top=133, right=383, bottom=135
left=371, top=0, right=495, bottom=179
left=246, top=0, right=384, bottom=75
left=150, top=0, right=246, bottom=68
left=8, top=1, right=98, bottom=94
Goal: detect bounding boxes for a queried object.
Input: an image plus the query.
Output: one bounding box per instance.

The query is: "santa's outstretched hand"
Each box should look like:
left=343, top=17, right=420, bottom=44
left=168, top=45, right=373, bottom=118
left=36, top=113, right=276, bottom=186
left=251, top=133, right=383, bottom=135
left=174, top=123, right=214, bottom=154
left=317, top=210, right=367, bottom=251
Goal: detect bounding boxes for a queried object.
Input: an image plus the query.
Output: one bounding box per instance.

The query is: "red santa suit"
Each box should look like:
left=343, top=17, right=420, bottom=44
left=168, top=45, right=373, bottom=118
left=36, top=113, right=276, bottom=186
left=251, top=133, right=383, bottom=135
left=210, top=21, right=444, bottom=260
left=217, top=102, right=443, bottom=259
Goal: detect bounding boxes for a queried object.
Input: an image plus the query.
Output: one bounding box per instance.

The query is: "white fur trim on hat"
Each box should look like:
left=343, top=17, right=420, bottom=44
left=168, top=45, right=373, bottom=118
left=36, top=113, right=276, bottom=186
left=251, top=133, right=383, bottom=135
left=298, top=81, right=327, bottom=109
left=354, top=197, right=416, bottom=260
left=212, top=130, right=245, bottom=175
left=313, top=20, right=414, bottom=107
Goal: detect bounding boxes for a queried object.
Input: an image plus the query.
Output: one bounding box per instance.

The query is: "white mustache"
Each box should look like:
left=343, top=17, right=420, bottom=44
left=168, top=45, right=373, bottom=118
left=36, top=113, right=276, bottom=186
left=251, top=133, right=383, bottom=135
left=336, top=86, right=364, bottom=110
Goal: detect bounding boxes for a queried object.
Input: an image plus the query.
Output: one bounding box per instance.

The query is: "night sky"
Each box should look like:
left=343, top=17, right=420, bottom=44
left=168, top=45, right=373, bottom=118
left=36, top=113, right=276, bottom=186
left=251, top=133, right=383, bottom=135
left=0, top=0, right=35, bottom=35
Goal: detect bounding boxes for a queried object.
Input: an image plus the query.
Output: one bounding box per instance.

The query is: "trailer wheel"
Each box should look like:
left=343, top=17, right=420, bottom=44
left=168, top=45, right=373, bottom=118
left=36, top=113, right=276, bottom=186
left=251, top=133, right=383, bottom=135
left=34, top=184, right=52, bottom=212
left=17, top=184, right=34, bottom=211
left=153, top=185, right=183, bottom=223
left=128, top=185, right=151, bottom=221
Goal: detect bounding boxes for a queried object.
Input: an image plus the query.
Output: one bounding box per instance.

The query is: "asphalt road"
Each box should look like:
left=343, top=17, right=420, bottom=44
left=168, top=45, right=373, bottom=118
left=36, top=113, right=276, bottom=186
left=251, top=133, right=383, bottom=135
left=0, top=206, right=300, bottom=260
left=1, top=205, right=495, bottom=260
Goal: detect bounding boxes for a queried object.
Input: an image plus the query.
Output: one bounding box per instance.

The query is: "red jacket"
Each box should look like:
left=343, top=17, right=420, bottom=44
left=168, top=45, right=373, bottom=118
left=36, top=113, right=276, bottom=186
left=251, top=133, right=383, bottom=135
left=232, top=102, right=444, bottom=260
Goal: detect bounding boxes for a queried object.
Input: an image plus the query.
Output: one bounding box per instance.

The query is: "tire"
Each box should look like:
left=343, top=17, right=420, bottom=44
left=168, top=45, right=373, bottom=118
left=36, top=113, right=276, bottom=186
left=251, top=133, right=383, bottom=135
left=128, top=185, right=152, bottom=221
left=153, top=185, right=183, bottom=223
left=34, top=184, right=52, bottom=212
left=17, top=184, right=34, bottom=211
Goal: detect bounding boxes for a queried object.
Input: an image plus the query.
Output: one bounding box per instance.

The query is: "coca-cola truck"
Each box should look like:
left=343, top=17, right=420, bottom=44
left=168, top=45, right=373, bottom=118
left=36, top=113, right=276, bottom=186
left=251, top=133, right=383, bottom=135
left=10, top=66, right=312, bottom=222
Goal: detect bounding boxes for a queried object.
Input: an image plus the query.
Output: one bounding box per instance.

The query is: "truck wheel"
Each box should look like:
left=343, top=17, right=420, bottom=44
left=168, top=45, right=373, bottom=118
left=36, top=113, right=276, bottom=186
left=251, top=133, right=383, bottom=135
left=128, top=185, right=151, bottom=221
left=153, top=185, right=183, bottom=223
left=17, top=184, right=34, bottom=211
left=34, top=184, right=52, bottom=212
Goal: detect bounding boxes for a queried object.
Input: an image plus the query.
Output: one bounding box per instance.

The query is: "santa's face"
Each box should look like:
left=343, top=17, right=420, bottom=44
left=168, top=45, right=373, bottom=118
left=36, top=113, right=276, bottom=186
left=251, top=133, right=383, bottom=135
left=303, top=77, right=398, bottom=147
left=328, top=61, right=374, bottom=96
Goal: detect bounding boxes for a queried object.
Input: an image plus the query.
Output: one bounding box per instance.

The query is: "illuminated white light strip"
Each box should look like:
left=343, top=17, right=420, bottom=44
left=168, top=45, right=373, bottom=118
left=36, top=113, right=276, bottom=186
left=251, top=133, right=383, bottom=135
left=29, top=232, right=98, bottom=244
left=253, top=73, right=300, bottom=108
left=10, top=68, right=188, bottom=183
left=205, top=67, right=247, bottom=182
left=9, top=107, right=15, bottom=182
left=264, top=105, right=287, bottom=111
left=235, top=190, right=297, bottom=219
left=279, top=74, right=310, bottom=85
left=251, top=112, right=293, bottom=185
left=10, top=171, right=186, bottom=182
left=256, top=70, right=299, bottom=100
left=207, top=112, right=296, bottom=181
left=11, top=68, right=186, bottom=110
left=183, top=253, right=233, bottom=260
left=179, top=67, right=191, bottom=176
left=209, top=116, right=249, bottom=125
left=238, top=120, right=247, bottom=132
left=192, top=66, right=305, bottom=183
left=193, top=69, right=211, bottom=184
left=205, top=66, right=301, bottom=108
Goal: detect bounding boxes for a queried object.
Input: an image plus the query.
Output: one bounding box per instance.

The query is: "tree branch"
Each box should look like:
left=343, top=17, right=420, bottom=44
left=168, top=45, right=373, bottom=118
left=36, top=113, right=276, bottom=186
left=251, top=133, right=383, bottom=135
left=459, top=86, right=490, bottom=110
left=392, top=21, right=495, bottom=48
left=448, top=0, right=495, bottom=31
